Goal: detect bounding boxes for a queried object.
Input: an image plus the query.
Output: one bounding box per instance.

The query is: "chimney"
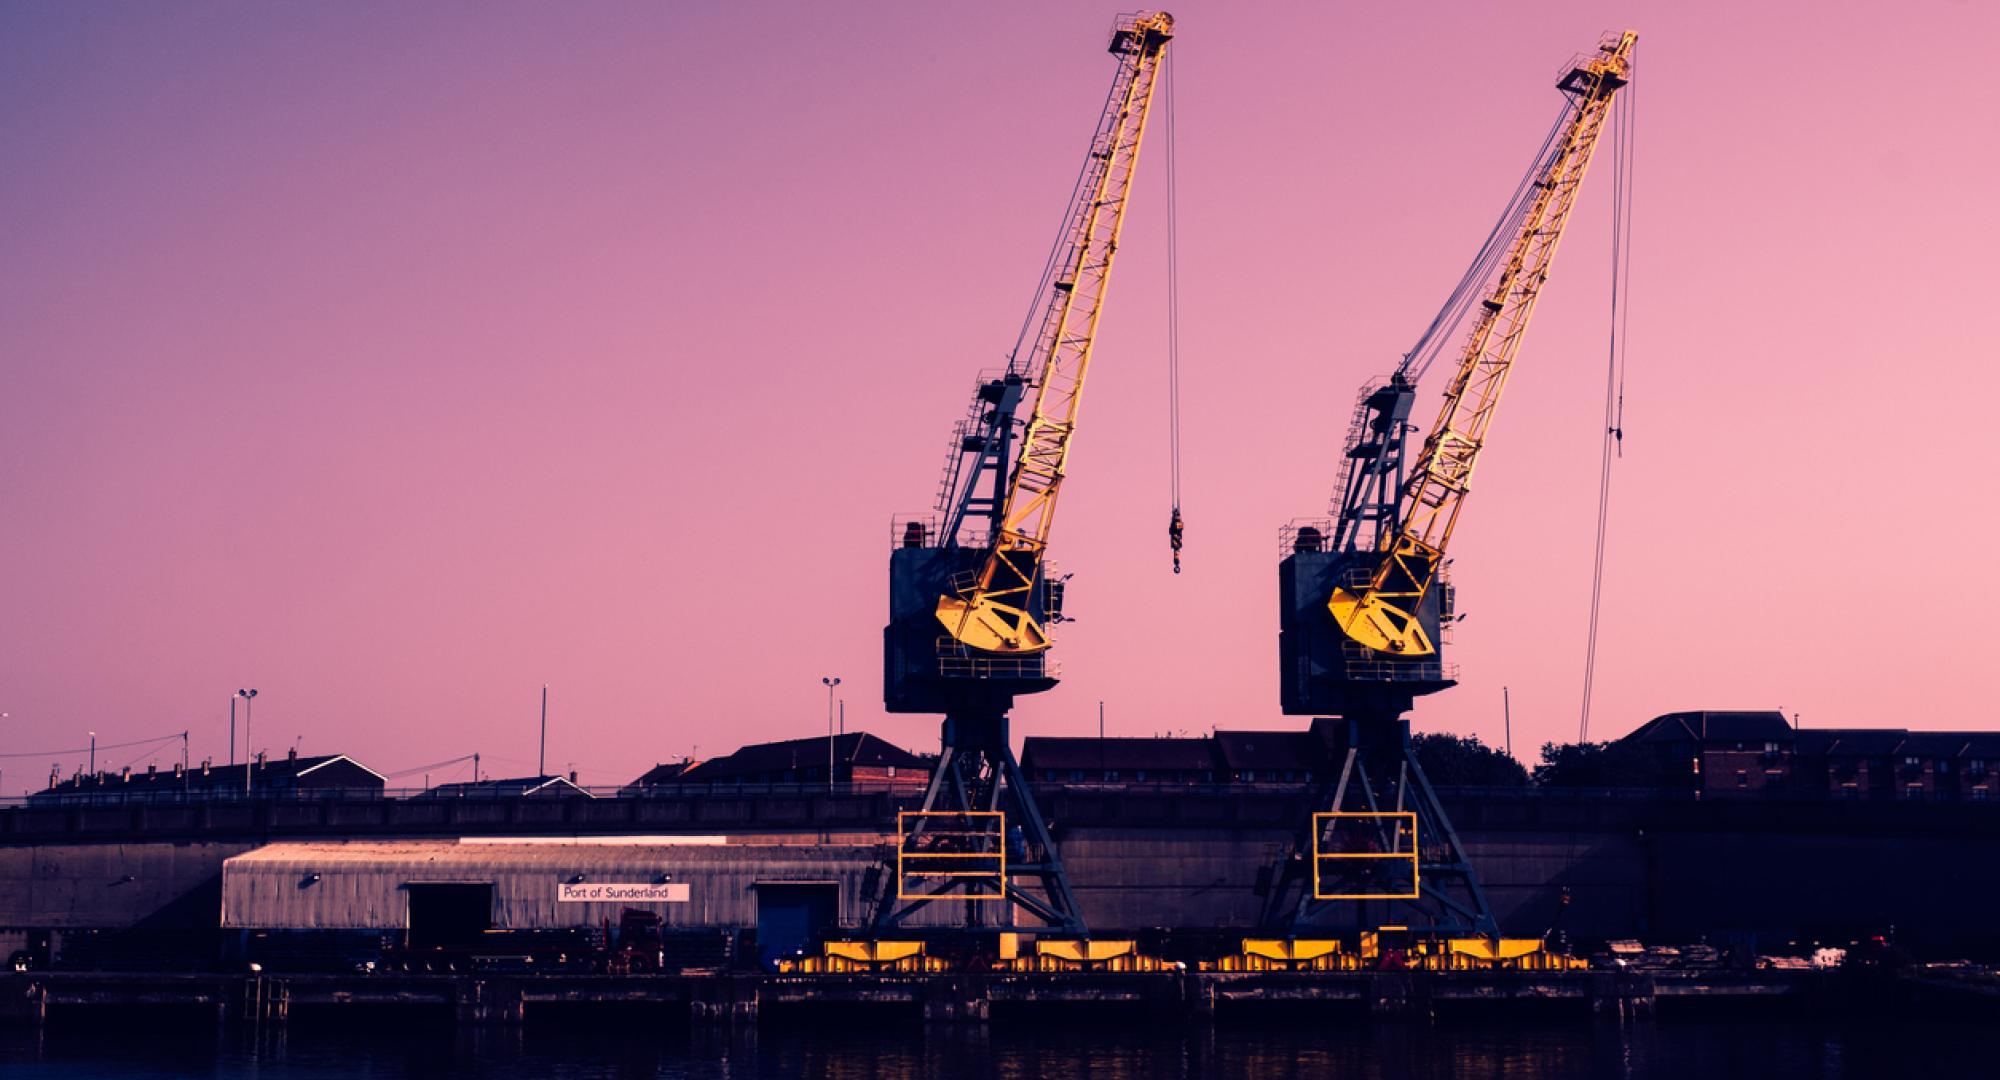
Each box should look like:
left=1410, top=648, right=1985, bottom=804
left=201, top=760, right=210, bottom=776
left=121, top=766, right=131, bottom=783
left=256, top=751, right=266, bottom=769
left=173, top=761, right=184, bottom=777
left=49, top=766, right=59, bottom=789
left=287, top=747, right=297, bottom=763
left=568, top=770, right=578, bottom=784
left=147, top=764, right=157, bottom=777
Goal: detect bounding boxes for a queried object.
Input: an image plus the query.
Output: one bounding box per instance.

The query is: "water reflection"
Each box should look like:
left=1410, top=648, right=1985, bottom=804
left=0, top=1010, right=1988, bottom=1079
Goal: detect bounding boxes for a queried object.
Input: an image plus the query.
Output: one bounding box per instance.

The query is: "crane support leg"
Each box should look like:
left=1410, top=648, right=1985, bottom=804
left=1259, top=715, right=1496, bottom=937
left=872, top=708, right=1085, bottom=936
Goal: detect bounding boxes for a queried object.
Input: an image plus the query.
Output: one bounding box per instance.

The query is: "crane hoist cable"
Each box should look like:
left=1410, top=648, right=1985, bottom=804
left=1579, top=53, right=1638, bottom=742
left=1400, top=101, right=1573, bottom=386
left=1164, top=45, right=1185, bottom=574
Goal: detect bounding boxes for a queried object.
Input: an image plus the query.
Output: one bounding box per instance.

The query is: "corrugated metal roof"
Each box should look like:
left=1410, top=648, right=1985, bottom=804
left=225, top=838, right=881, bottom=868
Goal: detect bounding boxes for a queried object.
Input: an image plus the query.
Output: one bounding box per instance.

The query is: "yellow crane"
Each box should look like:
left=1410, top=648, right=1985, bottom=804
left=1266, top=31, right=1638, bottom=940
left=877, top=11, right=1174, bottom=939
left=933, top=11, right=1175, bottom=655
left=1329, top=31, right=1636, bottom=658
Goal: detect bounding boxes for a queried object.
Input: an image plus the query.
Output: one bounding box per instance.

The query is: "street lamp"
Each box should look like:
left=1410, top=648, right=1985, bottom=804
left=236, top=689, right=258, bottom=795
left=88, top=731, right=96, bottom=776
left=822, top=676, right=841, bottom=794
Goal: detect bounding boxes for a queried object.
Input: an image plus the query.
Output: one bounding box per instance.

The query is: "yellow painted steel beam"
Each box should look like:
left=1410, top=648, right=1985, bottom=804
left=1242, top=938, right=1343, bottom=963
left=1036, top=938, right=1137, bottom=962
left=825, top=940, right=927, bottom=964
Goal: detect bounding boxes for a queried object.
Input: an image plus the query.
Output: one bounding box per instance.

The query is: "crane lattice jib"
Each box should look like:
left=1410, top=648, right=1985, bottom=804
left=935, top=12, right=1174, bottom=655
left=1330, top=31, right=1635, bottom=657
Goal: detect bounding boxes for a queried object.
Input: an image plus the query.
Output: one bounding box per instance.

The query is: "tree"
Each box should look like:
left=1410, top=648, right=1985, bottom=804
left=1412, top=733, right=1529, bottom=787
left=1532, top=740, right=1667, bottom=787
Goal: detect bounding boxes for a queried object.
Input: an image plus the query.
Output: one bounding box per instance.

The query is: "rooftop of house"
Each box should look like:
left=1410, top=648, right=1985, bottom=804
left=682, top=732, right=928, bottom=780
left=1621, top=710, right=1796, bottom=747
left=426, top=774, right=591, bottom=798
left=38, top=752, right=383, bottom=795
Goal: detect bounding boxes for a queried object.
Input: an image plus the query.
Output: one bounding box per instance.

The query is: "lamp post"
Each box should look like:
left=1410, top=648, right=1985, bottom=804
left=88, top=731, right=96, bottom=775
left=822, top=676, right=841, bottom=794
left=237, top=689, right=258, bottom=795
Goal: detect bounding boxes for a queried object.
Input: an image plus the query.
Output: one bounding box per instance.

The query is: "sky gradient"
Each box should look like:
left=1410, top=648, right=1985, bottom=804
left=4, top=1, right=1997, bottom=790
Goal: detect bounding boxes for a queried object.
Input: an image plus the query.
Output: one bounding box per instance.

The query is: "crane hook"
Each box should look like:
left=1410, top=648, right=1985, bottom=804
left=1168, top=506, right=1184, bottom=574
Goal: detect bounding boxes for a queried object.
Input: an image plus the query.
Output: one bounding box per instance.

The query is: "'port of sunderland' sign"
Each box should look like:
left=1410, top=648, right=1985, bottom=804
left=557, top=882, right=690, bottom=903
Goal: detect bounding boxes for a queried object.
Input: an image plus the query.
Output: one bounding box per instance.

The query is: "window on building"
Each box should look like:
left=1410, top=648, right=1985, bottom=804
left=1971, top=760, right=1989, bottom=776
left=1242, top=770, right=1257, bottom=782
left=1069, top=769, right=1084, bottom=782
left=1764, top=742, right=1780, bottom=753
left=1735, top=770, right=1748, bottom=787
left=1905, top=783, right=1925, bottom=800
left=1974, top=787, right=1991, bottom=802
left=1104, top=770, right=1120, bottom=782
left=1904, top=756, right=1921, bottom=767
left=1134, top=770, right=1148, bottom=782
left=887, top=766, right=897, bottom=779
left=1200, top=770, right=1215, bottom=783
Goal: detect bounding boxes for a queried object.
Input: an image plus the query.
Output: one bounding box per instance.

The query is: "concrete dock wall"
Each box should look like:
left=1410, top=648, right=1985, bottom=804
left=2, top=788, right=1996, bottom=952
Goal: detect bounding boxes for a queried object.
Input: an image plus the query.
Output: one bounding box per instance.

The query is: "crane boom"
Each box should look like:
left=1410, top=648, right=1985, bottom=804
left=935, top=11, right=1174, bottom=655
left=1330, top=31, right=1635, bottom=656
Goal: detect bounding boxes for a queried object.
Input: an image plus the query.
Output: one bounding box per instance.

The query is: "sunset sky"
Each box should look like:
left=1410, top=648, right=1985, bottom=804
left=4, top=1, right=1996, bottom=790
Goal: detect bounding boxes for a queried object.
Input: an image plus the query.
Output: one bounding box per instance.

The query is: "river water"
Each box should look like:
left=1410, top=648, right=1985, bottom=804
left=0, top=1011, right=1985, bottom=1078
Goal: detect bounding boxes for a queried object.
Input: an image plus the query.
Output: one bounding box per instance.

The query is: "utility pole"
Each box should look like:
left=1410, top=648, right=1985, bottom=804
left=239, top=690, right=258, bottom=795
left=88, top=731, right=96, bottom=775
left=234, top=689, right=257, bottom=791
left=838, top=699, right=845, bottom=737
left=539, top=685, right=548, bottom=778
left=1503, top=686, right=1513, bottom=760
left=822, top=676, right=842, bottom=794
left=1098, top=700, right=1105, bottom=740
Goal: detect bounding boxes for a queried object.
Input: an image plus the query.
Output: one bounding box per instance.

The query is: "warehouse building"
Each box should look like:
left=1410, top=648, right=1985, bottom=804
left=219, top=837, right=960, bottom=965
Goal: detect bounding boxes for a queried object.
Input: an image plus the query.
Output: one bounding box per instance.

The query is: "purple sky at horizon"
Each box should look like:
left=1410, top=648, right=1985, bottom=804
left=4, top=1, right=1997, bottom=791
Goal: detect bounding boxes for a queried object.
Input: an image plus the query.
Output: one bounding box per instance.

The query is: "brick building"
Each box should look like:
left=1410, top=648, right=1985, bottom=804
left=1616, top=711, right=2000, bottom=802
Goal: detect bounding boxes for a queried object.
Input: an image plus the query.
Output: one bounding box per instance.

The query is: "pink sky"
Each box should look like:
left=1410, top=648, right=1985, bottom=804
left=4, top=1, right=1997, bottom=791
